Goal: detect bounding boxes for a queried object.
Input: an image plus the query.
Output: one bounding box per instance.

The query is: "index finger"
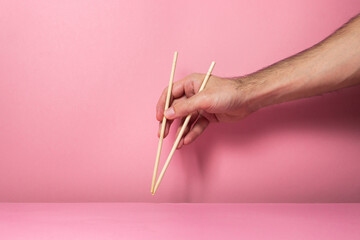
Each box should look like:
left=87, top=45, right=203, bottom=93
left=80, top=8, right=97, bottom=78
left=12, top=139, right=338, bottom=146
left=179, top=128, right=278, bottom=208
left=156, top=77, right=187, bottom=121
left=156, top=74, right=202, bottom=121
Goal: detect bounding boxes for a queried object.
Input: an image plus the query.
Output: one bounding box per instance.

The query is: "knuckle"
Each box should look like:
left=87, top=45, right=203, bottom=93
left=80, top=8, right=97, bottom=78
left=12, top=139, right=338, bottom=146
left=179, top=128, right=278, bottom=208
left=185, top=80, right=192, bottom=89
left=184, top=81, right=193, bottom=95
left=188, top=73, right=203, bottom=81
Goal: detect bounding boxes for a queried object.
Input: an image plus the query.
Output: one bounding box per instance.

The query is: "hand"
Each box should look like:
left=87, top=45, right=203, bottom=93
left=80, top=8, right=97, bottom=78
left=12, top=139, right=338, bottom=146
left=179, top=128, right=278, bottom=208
left=156, top=73, right=258, bottom=148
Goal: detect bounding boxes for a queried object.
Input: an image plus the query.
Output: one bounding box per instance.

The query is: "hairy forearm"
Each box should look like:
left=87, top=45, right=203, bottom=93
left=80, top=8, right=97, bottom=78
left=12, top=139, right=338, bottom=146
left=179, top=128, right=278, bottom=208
left=243, top=14, right=360, bottom=111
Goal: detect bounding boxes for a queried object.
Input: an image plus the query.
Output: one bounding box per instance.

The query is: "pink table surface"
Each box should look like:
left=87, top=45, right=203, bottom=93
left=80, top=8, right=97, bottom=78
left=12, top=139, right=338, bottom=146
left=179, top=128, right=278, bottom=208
left=0, top=203, right=359, bottom=239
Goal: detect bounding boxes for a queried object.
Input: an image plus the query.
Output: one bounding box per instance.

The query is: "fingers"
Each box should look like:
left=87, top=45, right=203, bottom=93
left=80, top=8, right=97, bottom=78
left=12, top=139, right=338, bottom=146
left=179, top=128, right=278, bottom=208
left=184, top=79, right=196, bottom=98
left=155, top=78, right=188, bottom=121
left=175, top=112, right=199, bottom=149
left=176, top=115, right=209, bottom=149
left=157, top=120, right=173, bottom=138
left=156, top=73, right=208, bottom=143
left=156, top=73, right=204, bottom=121
left=164, top=120, right=171, bottom=137
left=173, top=74, right=202, bottom=98
left=183, top=116, right=210, bottom=145
left=171, top=77, right=188, bottom=99
left=157, top=96, right=186, bottom=138
left=165, top=92, right=210, bottom=120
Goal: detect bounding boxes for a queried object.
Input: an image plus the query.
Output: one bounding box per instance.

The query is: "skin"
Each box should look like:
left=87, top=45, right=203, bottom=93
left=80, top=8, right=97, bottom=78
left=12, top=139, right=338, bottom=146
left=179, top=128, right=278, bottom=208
left=156, top=14, right=360, bottom=149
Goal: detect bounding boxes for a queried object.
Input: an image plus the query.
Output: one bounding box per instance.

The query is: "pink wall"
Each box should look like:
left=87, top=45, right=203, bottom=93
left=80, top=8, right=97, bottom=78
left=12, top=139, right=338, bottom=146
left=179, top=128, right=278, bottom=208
left=0, top=0, right=359, bottom=202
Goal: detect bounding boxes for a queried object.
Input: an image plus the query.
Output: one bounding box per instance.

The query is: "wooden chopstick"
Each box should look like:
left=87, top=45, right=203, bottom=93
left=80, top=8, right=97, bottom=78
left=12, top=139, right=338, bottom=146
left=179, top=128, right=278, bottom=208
left=151, top=51, right=178, bottom=194
left=152, top=61, right=216, bottom=195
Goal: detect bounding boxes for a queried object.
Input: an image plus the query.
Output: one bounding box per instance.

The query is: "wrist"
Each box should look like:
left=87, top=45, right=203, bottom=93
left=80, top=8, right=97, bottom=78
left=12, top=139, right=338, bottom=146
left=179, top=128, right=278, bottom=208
left=235, top=70, right=295, bottom=113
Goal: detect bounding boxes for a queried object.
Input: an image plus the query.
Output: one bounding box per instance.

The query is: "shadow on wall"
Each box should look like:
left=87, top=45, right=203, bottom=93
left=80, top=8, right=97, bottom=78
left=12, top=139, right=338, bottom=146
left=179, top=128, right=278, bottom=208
left=178, top=85, right=360, bottom=201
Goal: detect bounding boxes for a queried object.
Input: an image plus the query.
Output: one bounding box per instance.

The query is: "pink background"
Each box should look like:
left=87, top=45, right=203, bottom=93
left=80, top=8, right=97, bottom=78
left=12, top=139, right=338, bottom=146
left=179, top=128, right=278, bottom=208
left=0, top=0, right=359, bottom=202
left=1, top=203, right=360, bottom=239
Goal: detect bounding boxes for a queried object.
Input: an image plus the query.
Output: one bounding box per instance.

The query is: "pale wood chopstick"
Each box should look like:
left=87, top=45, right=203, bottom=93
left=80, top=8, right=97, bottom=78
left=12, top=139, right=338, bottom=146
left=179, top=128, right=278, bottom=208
left=151, top=51, right=178, bottom=194
left=153, top=61, right=216, bottom=194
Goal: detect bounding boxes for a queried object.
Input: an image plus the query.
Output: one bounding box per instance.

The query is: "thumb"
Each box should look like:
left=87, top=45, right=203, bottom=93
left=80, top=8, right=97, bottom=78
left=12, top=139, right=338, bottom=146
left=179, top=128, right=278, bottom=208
left=164, top=93, right=208, bottom=120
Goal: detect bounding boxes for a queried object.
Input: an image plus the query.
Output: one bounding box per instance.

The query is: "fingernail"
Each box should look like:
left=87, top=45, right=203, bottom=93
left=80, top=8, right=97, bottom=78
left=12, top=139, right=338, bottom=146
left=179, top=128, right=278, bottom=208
left=165, top=107, right=175, bottom=118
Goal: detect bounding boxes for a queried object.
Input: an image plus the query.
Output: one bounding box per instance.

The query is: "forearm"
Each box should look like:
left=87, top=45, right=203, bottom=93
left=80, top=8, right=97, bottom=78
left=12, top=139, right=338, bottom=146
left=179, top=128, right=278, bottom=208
left=244, top=14, right=360, bottom=111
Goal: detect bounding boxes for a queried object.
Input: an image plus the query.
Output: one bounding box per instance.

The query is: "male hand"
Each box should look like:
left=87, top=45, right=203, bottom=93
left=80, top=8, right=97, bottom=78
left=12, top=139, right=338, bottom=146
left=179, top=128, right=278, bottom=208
left=156, top=73, right=257, bottom=148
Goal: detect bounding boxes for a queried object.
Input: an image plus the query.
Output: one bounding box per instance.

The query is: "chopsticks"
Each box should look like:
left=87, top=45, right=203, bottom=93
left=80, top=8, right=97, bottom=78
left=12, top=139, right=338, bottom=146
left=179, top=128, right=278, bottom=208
left=152, top=60, right=216, bottom=195
left=151, top=51, right=178, bottom=194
